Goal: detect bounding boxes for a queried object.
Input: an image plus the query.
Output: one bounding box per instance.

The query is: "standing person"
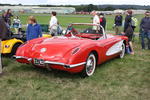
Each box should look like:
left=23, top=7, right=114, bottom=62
left=13, top=16, right=22, bottom=34
left=92, top=11, right=100, bottom=31
left=124, top=10, right=134, bottom=55
left=114, top=13, right=123, bottom=34
left=26, top=16, right=42, bottom=41
left=140, top=11, right=150, bottom=50
left=49, top=11, right=58, bottom=36
left=99, top=13, right=106, bottom=30
left=0, top=17, right=10, bottom=74
left=4, top=9, right=13, bottom=26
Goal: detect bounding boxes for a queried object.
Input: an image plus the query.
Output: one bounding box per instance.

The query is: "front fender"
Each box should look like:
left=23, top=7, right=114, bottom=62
left=1, top=38, right=23, bottom=54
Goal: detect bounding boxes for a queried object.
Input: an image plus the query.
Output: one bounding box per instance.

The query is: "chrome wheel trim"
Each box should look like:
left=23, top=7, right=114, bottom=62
left=120, top=43, right=125, bottom=58
left=86, top=54, right=96, bottom=76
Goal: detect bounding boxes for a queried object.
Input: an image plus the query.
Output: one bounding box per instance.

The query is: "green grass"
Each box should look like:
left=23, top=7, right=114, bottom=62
left=0, top=14, right=150, bottom=99
left=0, top=38, right=150, bottom=100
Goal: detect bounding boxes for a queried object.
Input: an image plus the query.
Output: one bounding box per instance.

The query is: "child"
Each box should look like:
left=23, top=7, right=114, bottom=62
left=26, top=16, right=42, bottom=41
left=13, top=16, right=22, bottom=34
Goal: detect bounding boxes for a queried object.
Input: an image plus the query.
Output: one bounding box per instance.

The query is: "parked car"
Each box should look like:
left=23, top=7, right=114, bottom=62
left=1, top=24, right=52, bottom=57
left=15, top=23, right=128, bottom=77
left=1, top=30, right=26, bottom=56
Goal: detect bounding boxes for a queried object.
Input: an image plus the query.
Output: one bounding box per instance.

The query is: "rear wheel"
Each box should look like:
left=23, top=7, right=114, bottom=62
left=119, top=43, right=125, bottom=58
left=81, top=53, right=96, bottom=77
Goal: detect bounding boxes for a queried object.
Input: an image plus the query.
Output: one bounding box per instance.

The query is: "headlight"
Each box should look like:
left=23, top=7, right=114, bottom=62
left=72, top=48, right=80, bottom=55
left=5, top=45, right=10, bottom=48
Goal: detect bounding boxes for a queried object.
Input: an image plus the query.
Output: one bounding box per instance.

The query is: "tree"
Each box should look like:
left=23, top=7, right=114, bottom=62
left=104, top=6, right=115, bottom=11
left=18, top=3, right=22, bottom=6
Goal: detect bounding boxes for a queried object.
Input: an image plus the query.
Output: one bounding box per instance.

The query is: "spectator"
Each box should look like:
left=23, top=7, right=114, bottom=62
left=92, top=11, right=100, bottom=31
left=4, top=9, right=13, bottom=26
left=49, top=11, right=58, bottom=36
left=0, top=17, right=10, bottom=73
left=13, top=16, right=22, bottom=34
left=99, top=13, right=106, bottom=30
left=26, top=16, right=42, bottom=41
left=124, top=10, right=134, bottom=55
left=140, top=11, right=150, bottom=50
left=0, top=16, right=10, bottom=40
left=114, top=13, right=123, bottom=34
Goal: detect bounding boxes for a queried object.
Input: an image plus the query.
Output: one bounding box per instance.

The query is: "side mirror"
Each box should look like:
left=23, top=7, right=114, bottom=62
left=62, top=30, right=67, bottom=35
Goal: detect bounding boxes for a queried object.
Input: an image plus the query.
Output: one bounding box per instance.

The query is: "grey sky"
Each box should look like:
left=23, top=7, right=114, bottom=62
left=0, top=0, right=150, bottom=5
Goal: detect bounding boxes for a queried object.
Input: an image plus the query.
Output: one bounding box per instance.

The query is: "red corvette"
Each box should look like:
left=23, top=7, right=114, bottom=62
left=15, top=23, right=128, bottom=77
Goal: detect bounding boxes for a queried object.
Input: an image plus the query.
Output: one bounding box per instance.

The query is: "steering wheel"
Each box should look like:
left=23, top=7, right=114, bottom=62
left=67, top=28, right=79, bottom=37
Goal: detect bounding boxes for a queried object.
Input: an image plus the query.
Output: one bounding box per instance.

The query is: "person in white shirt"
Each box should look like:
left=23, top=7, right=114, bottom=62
left=49, top=11, right=58, bottom=36
left=13, top=16, right=22, bottom=34
left=92, top=11, right=100, bottom=31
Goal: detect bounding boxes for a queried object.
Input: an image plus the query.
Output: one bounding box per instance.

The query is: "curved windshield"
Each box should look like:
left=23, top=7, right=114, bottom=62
left=67, top=24, right=103, bottom=35
left=65, top=24, right=104, bottom=40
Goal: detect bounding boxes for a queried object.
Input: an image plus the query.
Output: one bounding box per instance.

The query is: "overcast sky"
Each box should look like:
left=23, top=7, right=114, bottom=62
left=0, top=0, right=150, bottom=5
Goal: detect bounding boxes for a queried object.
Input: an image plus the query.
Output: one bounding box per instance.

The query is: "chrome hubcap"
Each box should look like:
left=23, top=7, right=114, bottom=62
left=86, top=54, right=96, bottom=76
left=120, top=44, right=125, bottom=58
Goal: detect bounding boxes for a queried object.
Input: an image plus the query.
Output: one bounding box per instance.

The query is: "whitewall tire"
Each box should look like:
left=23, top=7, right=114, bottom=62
left=119, top=43, right=125, bottom=58
left=81, top=53, right=96, bottom=77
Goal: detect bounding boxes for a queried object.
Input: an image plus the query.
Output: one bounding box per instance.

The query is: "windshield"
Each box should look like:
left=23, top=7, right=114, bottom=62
left=65, top=24, right=104, bottom=40
left=67, top=24, right=103, bottom=35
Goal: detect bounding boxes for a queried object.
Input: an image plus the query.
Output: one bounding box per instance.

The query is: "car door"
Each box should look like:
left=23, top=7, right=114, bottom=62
left=97, top=34, right=123, bottom=62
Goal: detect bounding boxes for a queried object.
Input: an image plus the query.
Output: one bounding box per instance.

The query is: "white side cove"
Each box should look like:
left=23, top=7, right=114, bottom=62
left=106, top=40, right=124, bottom=56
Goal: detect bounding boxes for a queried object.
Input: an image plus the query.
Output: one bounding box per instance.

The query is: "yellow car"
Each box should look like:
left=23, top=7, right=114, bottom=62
left=1, top=24, right=52, bottom=56
left=1, top=34, right=51, bottom=56
left=1, top=38, right=24, bottom=56
left=43, top=34, right=52, bottom=38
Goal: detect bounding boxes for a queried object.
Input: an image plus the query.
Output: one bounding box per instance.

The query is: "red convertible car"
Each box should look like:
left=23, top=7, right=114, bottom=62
left=15, top=23, right=128, bottom=77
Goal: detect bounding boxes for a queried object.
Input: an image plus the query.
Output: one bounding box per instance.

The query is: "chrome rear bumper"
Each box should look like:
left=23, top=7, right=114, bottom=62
left=14, top=56, right=86, bottom=68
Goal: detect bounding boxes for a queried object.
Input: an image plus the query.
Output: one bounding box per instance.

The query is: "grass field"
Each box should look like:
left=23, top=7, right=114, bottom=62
left=0, top=14, right=150, bottom=100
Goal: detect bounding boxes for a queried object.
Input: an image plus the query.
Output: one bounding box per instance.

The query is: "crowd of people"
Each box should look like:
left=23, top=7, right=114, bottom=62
left=0, top=9, right=150, bottom=54
left=92, top=10, right=150, bottom=54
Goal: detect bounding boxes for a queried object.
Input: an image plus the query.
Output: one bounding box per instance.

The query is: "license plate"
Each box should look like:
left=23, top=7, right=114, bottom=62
left=34, top=59, right=44, bottom=65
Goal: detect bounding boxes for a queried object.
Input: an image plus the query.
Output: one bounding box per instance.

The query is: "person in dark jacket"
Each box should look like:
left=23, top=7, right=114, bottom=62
left=0, top=16, right=10, bottom=73
left=140, top=11, right=150, bottom=50
left=0, top=17, right=10, bottom=40
left=124, top=10, right=134, bottom=55
left=99, top=13, right=106, bottom=30
left=3, top=9, right=13, bottom=26
left=0, top=17, right=5, bottom=74
left=114, top=13, right=123, bottom=34
left=124, top=10, right=133, bottom=32
left=26, top=16, right=42, bottom=41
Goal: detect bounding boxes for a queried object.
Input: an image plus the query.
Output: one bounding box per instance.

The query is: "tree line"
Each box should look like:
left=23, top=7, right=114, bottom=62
left=0, top=4, right=150, bottom=12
